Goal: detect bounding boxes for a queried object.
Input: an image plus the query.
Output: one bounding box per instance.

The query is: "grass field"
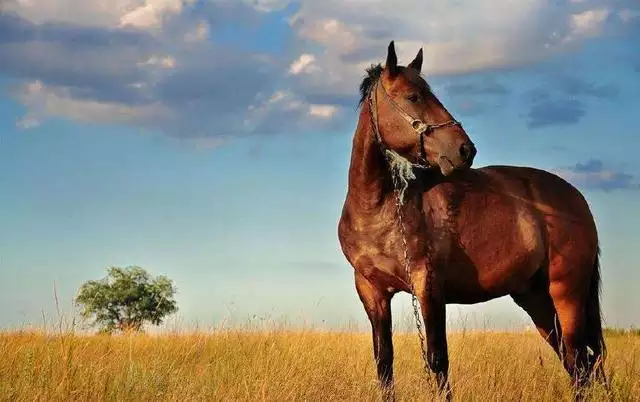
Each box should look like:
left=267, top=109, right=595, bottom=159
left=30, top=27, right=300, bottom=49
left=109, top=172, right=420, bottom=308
left=1, top=327, right=639, bottom=401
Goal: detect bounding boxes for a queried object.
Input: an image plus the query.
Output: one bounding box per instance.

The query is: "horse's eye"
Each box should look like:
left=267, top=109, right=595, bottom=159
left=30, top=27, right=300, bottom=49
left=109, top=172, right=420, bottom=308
left=407, top=94, right=419, bottom=103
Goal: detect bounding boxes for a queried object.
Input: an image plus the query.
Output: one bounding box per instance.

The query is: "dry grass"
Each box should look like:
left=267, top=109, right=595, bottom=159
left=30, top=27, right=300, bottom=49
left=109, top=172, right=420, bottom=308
left=1, top=327, right=638, bottom=401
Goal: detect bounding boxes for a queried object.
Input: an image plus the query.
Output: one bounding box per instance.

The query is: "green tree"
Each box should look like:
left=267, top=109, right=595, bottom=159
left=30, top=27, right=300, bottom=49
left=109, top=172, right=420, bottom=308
left=75, top=266, right=178, bottom=333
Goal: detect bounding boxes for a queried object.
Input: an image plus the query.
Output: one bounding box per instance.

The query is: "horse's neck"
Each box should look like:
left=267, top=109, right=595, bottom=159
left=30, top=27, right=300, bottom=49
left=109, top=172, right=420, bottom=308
left=345, top=104, right=393, bottom=210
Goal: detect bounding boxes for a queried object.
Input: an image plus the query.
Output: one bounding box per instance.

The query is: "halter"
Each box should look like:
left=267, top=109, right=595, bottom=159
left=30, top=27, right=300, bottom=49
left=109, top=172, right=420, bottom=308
left=367, top=78, right=462, bottom=170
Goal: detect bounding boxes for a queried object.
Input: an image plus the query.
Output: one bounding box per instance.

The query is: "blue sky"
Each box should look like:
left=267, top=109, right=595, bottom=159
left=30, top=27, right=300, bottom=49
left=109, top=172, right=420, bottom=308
left=1, top=0, right=639, bottom=332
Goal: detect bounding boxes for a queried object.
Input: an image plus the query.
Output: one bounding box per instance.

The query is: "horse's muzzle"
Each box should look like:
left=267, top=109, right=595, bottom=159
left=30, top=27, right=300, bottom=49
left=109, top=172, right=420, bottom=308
left=459, top=141, right=477, bottom=166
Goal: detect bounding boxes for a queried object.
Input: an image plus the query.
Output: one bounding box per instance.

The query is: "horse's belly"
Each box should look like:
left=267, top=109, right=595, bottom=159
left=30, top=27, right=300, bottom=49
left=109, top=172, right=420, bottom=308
left=444, top=207, right=546, bottom=304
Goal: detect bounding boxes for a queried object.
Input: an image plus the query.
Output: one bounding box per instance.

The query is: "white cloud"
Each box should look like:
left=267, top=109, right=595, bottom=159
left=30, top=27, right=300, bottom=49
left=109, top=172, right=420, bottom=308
left=289, top=0, right=552, bottom=76
left=184, top=22, right=210, bottom=42
left=5, top=0, right=140, bottom=27
left=292, top=17, right=358, bottom=56
left=238, top=0, right=292, bottom=13
left=16, top=80, right=172, bottom=128
left=2, top=0, right=635, bottom=141
left=119, top=0, right=188, bottom=30
left=267, top=91, right=287, bottom=103
left=241, top=89, right=343, bottom=134
left=309, top=104, right=338, bottom=118
left=263, top=90, right=304, bottom=111
left=277, top=0, right=632, bottom=129
left=137, top=55, right=177, bottom=69
left=565, top=8, right=610, bottom=42
left=289, top=54, right=318, bottom=75
left=5, top=0, right=191, bottom=30
left=279, top=0, right=579, bottom=110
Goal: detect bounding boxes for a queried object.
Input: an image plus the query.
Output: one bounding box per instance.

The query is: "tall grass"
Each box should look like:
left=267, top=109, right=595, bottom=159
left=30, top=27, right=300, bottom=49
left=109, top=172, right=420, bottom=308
left=1, top=326, right=638, bottom=401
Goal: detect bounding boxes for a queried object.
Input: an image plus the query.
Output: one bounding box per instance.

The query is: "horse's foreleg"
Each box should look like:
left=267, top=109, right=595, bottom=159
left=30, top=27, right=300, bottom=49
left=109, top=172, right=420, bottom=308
left=354, top=271, right=395, bottom=399
left=412, top=267, right=450, bottom=398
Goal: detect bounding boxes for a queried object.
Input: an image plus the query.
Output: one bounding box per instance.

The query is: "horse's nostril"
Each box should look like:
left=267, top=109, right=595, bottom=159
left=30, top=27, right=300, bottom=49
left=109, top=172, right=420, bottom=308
left=459, top=142, right=476, bottom=162
left=460, top=143, right=471, bottom=161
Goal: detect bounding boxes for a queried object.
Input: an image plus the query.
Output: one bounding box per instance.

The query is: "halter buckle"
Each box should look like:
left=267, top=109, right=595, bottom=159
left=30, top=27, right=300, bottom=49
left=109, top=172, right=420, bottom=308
left=411, top=119, right=429, bottom=134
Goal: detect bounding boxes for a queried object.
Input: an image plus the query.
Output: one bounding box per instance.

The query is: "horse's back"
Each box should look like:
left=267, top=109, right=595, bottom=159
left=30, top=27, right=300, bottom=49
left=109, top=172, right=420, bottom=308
left=476, top=164, right=598, bottom=245
left=478, top=164, right=593, bottom=212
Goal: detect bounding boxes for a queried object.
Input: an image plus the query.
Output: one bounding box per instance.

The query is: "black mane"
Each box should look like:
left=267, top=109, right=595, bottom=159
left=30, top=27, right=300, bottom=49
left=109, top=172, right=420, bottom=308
left=358, top=63, right=383, bottom=108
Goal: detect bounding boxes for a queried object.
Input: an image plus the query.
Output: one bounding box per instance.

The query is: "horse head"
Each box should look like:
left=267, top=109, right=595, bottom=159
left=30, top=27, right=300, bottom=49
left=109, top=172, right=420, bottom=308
left=362, top=41, right=477, bottom=176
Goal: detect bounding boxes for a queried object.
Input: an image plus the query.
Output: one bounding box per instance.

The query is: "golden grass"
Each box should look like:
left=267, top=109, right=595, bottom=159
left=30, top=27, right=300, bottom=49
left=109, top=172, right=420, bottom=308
left=1, top=328, right=638, bottom=401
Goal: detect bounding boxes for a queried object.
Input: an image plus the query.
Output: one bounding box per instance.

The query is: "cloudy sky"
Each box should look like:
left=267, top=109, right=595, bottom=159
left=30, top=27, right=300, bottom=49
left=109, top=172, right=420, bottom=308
left=1, top=0, right=639, bottom=332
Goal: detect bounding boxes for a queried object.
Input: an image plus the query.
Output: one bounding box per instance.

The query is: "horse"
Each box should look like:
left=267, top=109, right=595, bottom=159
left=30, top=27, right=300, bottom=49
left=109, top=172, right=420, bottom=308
left=337, top=41, right=606, bottom=400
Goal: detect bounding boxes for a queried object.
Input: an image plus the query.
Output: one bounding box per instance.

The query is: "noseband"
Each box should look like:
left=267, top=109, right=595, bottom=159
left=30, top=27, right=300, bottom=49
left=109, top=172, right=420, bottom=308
left=367, top=79, right=462, bottom=170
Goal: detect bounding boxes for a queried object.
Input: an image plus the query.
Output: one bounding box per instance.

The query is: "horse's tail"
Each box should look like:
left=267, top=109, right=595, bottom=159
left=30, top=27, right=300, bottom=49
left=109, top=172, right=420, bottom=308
left=586, top=244, right=607, bottom=378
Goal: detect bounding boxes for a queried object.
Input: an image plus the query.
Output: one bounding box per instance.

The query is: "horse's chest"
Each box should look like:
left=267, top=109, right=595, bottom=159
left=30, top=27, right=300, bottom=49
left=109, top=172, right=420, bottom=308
left=339, top=215, right=418, bottom=291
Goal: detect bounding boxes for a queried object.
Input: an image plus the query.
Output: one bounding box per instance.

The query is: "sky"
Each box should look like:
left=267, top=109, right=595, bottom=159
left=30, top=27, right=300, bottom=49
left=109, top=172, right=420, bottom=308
left=1, top=0, right=639, bottom=333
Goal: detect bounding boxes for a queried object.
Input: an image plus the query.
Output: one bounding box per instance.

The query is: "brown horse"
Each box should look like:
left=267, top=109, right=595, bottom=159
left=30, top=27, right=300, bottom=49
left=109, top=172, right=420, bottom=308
left=338, top=41, right=606, bottom=400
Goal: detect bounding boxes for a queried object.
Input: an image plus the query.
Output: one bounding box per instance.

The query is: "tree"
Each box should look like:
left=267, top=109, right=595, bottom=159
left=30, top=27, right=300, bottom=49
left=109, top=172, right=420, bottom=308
left=75, top=266, right=178, bottom=333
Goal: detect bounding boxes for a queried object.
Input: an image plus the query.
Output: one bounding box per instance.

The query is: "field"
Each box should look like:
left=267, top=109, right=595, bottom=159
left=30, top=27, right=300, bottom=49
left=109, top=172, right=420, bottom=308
left=0, top=327, right=639, bottom=401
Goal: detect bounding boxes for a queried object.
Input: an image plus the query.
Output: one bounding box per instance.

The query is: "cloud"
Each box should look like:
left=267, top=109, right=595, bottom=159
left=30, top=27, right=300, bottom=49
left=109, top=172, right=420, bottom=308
left=308, top=104, right=338, bottom=118
left=0, top=10, right=305, bottom=138
left=522, top=74, right=619, bottom=128
left=563, top=8, right=610, bottom=43
left=4, top=0, right=195, bottom=30
left=0, top=14, right=158, bottom=105
left=237, top=0, right=293, bottom=13
left=286, top=1, right=631, bottom=78
left=16, top=80, right=172, bottom=129
left=282, top=0, right=637, bottom=131
left=553, top=159, right=640, bottom=191
left=0, top=0, right=638, bottom=142
left=183, top=22, right=209, bottom=43
left=119, top=0, right=193, bottom=30
left=3, top=0, right=143, bottom=27
left=442, top=77, right=511, bottom=116
left=554, top=75, right=619, bottom=100
left=1, top=5, right=349, bottom=139
left=525, top=92, right=586, bottom=128
left=288, top=54, right=318, bottom=75
left=445, top=79, right=510, bottom=97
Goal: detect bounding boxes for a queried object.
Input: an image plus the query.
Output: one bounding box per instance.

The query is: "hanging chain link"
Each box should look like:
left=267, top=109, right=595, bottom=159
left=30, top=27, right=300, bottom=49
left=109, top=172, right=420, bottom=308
left=391, top=181, right=431, bottom=377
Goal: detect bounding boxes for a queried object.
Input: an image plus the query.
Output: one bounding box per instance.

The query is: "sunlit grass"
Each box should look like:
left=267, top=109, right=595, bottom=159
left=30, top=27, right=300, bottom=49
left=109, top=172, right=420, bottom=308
left=1, top=324, right=639, bottom=401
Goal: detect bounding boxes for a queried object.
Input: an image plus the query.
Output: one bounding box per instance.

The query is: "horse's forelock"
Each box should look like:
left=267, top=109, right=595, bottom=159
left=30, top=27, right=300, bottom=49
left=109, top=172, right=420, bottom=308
left=359, top=64, right=383, bottom=107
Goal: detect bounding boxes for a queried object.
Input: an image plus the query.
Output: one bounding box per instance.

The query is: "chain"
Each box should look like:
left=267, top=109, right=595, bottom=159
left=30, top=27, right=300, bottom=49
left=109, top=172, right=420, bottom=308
left=390, top=180, right=431, bottom=377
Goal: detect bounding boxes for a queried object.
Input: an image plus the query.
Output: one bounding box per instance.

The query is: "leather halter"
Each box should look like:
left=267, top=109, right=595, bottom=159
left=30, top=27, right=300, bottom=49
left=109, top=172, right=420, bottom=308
left=367, top=78, right=462, bottom=170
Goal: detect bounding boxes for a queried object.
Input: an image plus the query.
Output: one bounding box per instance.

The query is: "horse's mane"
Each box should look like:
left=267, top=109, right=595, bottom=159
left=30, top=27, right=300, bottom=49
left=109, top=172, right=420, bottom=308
left=358, top=63, right=383, bottom=108
left=356, top=63, right=420, bottom=203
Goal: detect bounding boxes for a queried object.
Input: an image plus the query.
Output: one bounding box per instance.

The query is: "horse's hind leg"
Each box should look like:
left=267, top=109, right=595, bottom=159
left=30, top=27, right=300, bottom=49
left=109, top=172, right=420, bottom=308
left=550, top=274, right=599, bottom=398
left=511, top=288, right=562, bottom=356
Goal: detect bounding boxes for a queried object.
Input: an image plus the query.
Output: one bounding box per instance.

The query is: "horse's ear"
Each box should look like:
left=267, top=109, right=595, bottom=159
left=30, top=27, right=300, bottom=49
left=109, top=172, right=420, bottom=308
left=408, top=48, right=423, bottom=73
left=386, top=40, right=399, bottom=76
